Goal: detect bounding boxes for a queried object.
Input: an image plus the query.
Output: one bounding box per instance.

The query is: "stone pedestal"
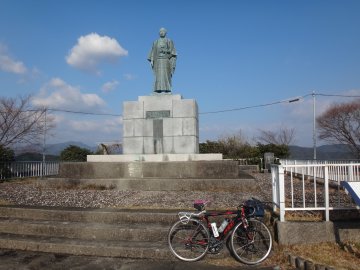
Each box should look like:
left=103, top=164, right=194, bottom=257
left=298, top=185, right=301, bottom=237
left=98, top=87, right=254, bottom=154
left=87, top=153, right=223, bottom=162
left=123, top=94, right=199, bottom=154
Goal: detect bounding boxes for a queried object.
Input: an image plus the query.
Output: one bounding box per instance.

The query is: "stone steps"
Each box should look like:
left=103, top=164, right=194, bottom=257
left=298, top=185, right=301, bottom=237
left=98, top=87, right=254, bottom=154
left=0, top=218, right=169, bottom=242
left=0, top=233, right=171, bottom=259
left=0, top=206, right=178, bottom=259
left=0, top=206, right=177, bottom=225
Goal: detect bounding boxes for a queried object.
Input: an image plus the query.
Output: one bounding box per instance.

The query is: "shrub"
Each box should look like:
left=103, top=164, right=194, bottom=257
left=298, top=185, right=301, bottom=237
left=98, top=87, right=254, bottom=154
left=0, top=145, right=15, bottom=162
left=60, top=145, right=93, bottom=162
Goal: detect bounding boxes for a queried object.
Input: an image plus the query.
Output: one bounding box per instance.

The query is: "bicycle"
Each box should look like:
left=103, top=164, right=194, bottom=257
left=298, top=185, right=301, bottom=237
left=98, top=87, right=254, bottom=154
left=168, top=198, right=272, bottom=265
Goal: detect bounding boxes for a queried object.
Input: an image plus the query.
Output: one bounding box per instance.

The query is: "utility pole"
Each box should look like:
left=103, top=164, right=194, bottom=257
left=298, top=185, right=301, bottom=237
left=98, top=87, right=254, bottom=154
left=312, top=91, right=317, bottom=160
left=42, top=108, right=47, bottom=177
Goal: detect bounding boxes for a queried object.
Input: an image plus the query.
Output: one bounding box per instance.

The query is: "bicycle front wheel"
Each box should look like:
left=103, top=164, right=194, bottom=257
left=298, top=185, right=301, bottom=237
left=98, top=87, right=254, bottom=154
left=230, top=219, right=272, bottom=265
left=168, top=219, right=210, bottom=262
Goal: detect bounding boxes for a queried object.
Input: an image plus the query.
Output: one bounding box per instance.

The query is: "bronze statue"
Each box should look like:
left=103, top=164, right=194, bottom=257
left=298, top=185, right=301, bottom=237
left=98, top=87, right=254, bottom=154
left=148, top=28, right=177, bottom=93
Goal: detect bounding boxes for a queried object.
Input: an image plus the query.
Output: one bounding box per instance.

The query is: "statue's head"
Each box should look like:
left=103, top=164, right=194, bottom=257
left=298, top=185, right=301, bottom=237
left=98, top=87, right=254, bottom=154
left=159, top=27, right=167, bottom=38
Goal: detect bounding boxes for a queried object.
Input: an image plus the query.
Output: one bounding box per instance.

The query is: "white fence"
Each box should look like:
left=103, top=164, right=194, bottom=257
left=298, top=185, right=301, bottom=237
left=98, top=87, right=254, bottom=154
left=280, top=159, right=360, bottom=182
left=272, top=160, right=360, bottom=222
left=0, top=162, right=59, bottom=180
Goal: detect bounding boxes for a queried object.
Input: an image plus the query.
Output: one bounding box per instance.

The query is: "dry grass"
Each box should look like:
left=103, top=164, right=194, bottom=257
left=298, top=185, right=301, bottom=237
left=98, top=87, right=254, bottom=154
left=199, top=211, right=360, bottom=270
left=204, top=242, right=360, bottom=269
left=284, top=210, right=323, bottom=221
left=0, top=198, right=11, bottom=206
left=203, top=244, right=293, bottom=269
left=53, top=183, right=117, bottom=190
left=282, top=242, right=360, bottom=270
left=1, top=178, right=38, bottom=184
left=34, top=181, right=117, bottom=191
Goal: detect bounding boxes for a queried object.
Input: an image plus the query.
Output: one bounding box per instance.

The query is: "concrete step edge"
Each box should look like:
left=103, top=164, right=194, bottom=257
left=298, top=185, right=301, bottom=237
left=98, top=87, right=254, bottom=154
left=0, top=218, right=170, bottom=242
left=0, top=233, right=172, bottom=259
left=0, top=206, right=179, bottom=225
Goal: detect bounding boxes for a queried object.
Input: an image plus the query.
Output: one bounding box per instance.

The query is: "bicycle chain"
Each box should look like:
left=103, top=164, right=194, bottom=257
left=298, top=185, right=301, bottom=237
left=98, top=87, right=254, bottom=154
left=208, top=236, right=224, bottom=254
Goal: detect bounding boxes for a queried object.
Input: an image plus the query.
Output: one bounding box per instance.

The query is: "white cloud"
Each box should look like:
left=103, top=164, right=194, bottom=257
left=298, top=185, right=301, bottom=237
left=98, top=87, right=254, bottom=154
left=69, top=120, right=102, bottom=132
left=102, top=80, right=119, bottom=93
left=288, top=89, right=360, bottom=120
left=0, top=44, right=27, bottom=74
left=32, top=77, right=106, bottom=111
left=68, top=117, right=122, bottom=133
left=66, top=33, right=128, bottom=73
left=123, top=73, right=137, bottom=80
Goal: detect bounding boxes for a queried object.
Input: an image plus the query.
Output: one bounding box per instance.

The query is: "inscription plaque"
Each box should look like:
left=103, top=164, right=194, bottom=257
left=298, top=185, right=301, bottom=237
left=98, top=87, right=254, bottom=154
left=146, top=110, right=170, bottom=119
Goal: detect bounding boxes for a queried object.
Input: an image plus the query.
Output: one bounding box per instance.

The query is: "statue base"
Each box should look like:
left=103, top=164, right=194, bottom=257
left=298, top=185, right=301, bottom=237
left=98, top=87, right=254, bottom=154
left=87, top=153, right=222, bottom=162
left=122, top=94, right=199, bottom=154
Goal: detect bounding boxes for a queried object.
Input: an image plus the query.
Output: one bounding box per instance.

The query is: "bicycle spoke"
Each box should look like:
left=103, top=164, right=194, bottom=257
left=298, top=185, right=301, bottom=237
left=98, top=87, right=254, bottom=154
left=168, top=219, right=209, bottom=262
left=230, top=219, right=272, bottom=265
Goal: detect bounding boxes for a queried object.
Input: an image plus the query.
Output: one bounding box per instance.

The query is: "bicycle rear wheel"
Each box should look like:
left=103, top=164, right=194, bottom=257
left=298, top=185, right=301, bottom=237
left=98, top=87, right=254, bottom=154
left=230, top=219, right=272, bottom=265
left=168, top=219, right=209, bottom=262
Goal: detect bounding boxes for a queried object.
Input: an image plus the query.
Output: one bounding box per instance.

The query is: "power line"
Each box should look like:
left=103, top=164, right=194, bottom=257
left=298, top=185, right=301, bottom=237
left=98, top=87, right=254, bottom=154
left=316, top=93, right=360, bottom=98
left=199, top=93, right=312, bottom=115
left=1, top=92, right=359, bottom=117
left=47, top=108, right=122, bottom=117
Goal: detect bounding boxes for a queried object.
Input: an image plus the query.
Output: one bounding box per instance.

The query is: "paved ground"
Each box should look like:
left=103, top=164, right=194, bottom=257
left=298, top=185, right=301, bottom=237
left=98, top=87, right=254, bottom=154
left=0, top=249, right=276, bottom=270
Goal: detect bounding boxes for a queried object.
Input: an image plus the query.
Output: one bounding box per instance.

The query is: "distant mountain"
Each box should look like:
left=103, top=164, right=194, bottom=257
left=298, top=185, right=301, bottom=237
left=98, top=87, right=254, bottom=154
left=14, top=141, right=357, bottom=161
left=15, top=153, right=59, bottom=162
left=45, top=141, right=98, bottom=156
left=289, top=144, right=356, bottom=160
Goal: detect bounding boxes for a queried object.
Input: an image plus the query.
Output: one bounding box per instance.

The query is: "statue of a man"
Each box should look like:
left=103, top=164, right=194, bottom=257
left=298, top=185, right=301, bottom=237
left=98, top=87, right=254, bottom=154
left=148, top=28, right=177, bottom=93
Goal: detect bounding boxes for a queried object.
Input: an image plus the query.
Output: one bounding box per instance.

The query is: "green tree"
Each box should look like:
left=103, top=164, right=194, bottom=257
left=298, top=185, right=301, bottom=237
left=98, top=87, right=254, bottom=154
left=218, top=135, right=259, bottom=159
left=0, top=145, right=15, bottom=179
left=0, top=145, right=15, bottom=162
left=200, top=131, right=259, bottom=159
left=257, top=143, right=290, bottom=159
left=60, top=145, right=92, bottom=162
left=199, top=140, right=223, bottom=154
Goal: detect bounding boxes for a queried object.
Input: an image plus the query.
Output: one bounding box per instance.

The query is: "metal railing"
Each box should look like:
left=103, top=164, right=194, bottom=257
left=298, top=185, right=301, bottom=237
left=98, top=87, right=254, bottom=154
left=280, top=159, right=360, bottom=181
left=272, top=161, right=360, bottom=222
left=0, top=162, right=59, bottom=180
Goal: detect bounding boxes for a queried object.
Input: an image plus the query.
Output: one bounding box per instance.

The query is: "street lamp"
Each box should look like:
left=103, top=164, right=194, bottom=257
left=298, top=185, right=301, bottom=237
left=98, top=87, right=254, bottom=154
left=289, top=98, right=300, bottom=103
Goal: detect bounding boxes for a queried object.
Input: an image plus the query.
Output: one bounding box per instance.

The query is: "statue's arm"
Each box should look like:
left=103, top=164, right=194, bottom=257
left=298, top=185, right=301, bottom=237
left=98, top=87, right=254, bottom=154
left=168, top=40, right=177, bottom=74
left=147, top=42, right=156, bottom=68
left=170, top=57, right=176, bottom=75
left=148, top=56, right=154, bottom=68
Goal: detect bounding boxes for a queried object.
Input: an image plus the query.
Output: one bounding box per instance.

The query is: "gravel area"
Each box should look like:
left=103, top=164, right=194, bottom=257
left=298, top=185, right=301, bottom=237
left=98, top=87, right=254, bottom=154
left=0, top=172, right=356, bottom=214
left=0, top=172, right=273, bottom=210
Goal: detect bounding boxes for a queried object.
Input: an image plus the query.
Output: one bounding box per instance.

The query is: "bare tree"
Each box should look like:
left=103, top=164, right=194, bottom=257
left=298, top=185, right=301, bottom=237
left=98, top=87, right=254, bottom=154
left=217, top=130, right=258, bottom=159
left=256, top=126, right=296, bottom=146
left=317, top=100, right=360, bottom=158
left=0, top=95, right=54, bottom=148
left=98, top=143, right=122, bottom=155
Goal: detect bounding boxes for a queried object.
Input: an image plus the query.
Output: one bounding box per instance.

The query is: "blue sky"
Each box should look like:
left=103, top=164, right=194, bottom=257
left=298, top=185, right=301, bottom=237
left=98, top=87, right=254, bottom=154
left=0, top=0, right=359, bottom=147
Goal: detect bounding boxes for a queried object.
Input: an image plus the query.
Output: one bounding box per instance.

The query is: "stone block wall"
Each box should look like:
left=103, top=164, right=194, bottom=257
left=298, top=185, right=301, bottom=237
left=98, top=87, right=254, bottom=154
left=123, top=94, right=199, bottom=154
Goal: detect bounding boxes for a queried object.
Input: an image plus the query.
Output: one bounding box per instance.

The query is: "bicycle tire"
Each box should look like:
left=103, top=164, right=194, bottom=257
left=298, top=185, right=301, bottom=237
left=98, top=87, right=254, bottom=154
left=168, top=218, right=210, bottom=262
left=230, top=218, right=272, bottom=265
